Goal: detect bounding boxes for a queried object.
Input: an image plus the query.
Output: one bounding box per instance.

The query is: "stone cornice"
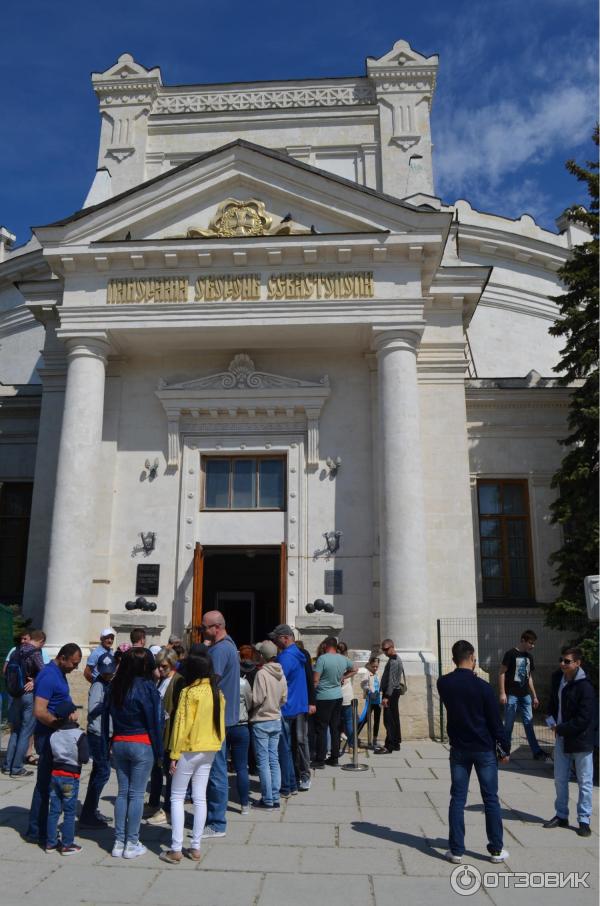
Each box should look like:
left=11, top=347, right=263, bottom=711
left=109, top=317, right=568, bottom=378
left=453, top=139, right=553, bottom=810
left=465, top=387, right=572, bottom=409
left=457, top=221, right=568, bottom=272
left=152, top=81, right=376, bottom=115
left=0, top=306, right=40, bottom=339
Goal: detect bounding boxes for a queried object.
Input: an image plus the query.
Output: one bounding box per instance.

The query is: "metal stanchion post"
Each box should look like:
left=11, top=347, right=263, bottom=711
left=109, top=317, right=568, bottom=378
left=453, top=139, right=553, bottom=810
left=366, top=700, right=373, bottom=750
left=341, top=698, right=368, bottom=771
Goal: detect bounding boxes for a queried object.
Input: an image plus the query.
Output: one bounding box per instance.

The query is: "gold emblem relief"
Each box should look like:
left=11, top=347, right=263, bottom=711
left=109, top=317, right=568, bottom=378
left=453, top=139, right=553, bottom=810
left=184, top=198, right=310, bottom=239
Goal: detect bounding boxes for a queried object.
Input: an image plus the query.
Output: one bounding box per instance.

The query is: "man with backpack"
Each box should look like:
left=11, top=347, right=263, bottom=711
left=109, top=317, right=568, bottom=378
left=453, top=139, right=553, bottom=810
left=3, top=630, right=46, bottom=777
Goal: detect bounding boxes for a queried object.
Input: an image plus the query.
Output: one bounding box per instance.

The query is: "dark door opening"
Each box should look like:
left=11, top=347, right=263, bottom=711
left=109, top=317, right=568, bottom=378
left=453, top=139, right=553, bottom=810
left=201, top=546, right=282, bottom=644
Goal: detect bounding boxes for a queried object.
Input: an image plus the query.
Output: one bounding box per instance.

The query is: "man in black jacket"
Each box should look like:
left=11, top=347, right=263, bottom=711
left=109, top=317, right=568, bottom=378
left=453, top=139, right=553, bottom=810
left=543, top=646, right=596, bottom=837
left=437, top=639, right=510, bottom=864
left=374, top=638, right=404, bottom=754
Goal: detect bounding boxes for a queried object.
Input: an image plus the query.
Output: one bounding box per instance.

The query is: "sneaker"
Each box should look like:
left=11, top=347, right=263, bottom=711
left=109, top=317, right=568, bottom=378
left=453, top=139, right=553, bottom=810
left=490, top=849, right=509, bottom=863
left=445, top=851, right=462, bottom=863
left=123, top=842, right=147, bottom=859
left=577, top=823, right=592, bottom=837
left=325, top=757, right=339, bottom=767
left=252, top=799, right=273, bottom=809
left=240, top=804, right=250, bottom=816
left=298, top=779, right=311, bottom=791
left=45, top=843, right=62, bottom=854
left=290, top=789, right=298, bottom=796
left=111, top=841, right=125, bottom=858
left=146, top=808, right=168, bottom=826
left=543, top=815, right=569, bottom=829
left=533, top=751, right=550, bottom=761
left=10, top=768, right=34, bottom=777
left=95, top=810, right=111, bottom=824
left=61, top=844, right=83, bottom=856
left=202, top=826, right=226, bottom=838
left=272, top=801, right=281, bottom=809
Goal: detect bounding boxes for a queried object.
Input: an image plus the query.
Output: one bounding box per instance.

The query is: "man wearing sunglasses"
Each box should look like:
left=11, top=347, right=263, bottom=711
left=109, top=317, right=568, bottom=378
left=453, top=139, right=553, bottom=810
left=543, top=646, right=596, bottom=837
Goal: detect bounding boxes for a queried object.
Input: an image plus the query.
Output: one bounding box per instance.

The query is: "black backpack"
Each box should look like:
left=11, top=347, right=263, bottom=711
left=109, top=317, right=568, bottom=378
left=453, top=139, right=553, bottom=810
left=5, top=648, right=27, bottom=698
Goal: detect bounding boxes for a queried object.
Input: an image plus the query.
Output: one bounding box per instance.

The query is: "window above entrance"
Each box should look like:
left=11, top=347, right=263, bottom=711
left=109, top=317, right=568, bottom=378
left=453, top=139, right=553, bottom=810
left=203, top=456, right=285, bottom=511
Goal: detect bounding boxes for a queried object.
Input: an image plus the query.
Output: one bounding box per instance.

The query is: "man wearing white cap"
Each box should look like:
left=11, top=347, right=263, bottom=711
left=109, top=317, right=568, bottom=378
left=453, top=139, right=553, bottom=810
left=83, top=628, right=116, bottom=684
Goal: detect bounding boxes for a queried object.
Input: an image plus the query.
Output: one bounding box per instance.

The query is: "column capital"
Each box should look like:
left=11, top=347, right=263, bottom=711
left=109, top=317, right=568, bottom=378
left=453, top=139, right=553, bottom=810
left=372, top=328, right=423, bottom=355
left=63, top=334, right=111, bottom=364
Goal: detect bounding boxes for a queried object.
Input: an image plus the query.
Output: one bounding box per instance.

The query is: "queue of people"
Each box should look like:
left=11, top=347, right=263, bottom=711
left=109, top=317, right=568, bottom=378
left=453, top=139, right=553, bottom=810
left=2, top=617, right=595, bottom=865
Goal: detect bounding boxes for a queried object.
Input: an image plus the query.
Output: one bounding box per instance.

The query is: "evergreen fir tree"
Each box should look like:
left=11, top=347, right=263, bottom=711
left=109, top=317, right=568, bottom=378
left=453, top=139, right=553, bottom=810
left=546, top=128, right=599, bottom=677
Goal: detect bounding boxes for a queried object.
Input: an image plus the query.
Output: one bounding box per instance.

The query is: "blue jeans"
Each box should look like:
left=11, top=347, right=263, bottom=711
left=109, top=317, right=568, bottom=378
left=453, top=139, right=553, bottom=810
left=112, top=741, right=154, bottom=845
left=227, top=724, right=250, bottom=807
left=504, top=694, right=542, bottom=755
left=26, top=734, right=53, bottom=843
left=206, top=736, right=228, bottom=832
left=553, top=736, right=594, bottom=824
left=4, top=693, right=36, bottom=774
left=81, top=734, right=111, bottom=819
left=252, top=719, right=281, bottom=806
left=279, top=716, right=298, bottom=795
left=47, top=775, right=80, bottom=847
left=449, top=748, right=503, bottom=856
left=341, top=704, right=354, bottom=746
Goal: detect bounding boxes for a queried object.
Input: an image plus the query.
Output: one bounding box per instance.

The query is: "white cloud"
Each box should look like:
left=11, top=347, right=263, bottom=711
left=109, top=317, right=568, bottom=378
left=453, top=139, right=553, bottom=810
left=434, top=83, right=595, bottom=201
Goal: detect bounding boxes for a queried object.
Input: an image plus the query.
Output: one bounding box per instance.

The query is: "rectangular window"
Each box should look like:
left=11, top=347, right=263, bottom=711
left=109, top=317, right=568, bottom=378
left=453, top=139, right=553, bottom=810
left=203, top=457, right=285, bottom=510
left=477, top=479, right=533, bottom=602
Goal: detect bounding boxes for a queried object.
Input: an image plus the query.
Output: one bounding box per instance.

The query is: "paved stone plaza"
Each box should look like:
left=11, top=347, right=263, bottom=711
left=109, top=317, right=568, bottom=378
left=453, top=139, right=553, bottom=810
left=0, top=740, right=597, bottom=906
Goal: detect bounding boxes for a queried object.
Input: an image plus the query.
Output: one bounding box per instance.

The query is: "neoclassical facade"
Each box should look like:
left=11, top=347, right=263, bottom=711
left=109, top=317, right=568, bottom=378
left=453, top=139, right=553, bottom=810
left=0, top=41, right=584, bottom=732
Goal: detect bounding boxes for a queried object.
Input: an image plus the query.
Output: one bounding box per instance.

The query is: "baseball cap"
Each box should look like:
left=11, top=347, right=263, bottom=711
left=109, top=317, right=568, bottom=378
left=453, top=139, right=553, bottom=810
left=268, top=624, right=294, bottom=640
left=100, top=627, right=116, bottom=639
left=257, top=640, right=278, bottom=661
left=168, top=634, right=181, bottom=645
left=150, top=645, right=162, bottom=656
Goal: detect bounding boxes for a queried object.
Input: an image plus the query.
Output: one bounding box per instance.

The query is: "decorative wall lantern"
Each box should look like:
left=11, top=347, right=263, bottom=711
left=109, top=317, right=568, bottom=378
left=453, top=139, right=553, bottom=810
left=325, top=456, right=342, bottom=477
left=140, top=532, right=156, bottom=554
left=324, top=531, right=342, bottom=554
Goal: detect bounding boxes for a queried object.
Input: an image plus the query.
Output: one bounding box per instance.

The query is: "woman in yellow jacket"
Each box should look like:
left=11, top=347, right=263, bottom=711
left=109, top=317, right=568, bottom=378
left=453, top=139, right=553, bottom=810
left=159, top=652, right=225, bottom=864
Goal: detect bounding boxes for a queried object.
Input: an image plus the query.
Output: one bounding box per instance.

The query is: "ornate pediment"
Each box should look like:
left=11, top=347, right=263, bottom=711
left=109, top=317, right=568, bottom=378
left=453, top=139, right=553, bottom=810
left=181, top=199, right=312, bottom=239
left=159, top=354, right=329, bottom=391
left=156, top=354, right=330, bottom=469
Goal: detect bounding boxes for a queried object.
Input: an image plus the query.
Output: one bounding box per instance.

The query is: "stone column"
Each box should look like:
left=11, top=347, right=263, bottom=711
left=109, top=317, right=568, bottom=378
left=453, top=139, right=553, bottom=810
left=374, top=330, right=431, bottom=656
left=43, top=336, right=110, bottom=650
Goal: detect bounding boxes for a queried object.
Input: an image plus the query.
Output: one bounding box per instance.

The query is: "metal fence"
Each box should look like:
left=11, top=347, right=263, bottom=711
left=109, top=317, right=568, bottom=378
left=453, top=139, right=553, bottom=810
left=436, top=614, right=589, bottom=750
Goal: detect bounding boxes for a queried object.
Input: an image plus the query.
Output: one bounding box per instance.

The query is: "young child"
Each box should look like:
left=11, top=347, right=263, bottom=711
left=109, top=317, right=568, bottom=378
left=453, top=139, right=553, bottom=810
left=46, top=700, right=89, bottom=855
left=79, top=650, right=115, bottom=827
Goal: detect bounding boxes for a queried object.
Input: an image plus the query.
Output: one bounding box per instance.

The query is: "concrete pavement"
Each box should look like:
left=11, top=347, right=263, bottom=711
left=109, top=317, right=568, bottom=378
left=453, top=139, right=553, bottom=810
left=0, top=741, right=597, bottom=906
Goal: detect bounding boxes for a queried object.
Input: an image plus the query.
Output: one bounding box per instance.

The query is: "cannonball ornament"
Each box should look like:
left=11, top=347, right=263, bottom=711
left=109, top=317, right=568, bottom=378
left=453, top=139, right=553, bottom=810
left=314, top=598, right=325, bottom=611
left=305, top=602, right=316, bottom=614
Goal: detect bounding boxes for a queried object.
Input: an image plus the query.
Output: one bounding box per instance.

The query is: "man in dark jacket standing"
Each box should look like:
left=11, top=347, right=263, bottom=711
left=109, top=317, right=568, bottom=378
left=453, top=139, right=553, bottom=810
left=543, top=646, right=595, bottom=837
left=437, top=639, right=510, bottom=864
left=374, top=638, right=404, bottom=754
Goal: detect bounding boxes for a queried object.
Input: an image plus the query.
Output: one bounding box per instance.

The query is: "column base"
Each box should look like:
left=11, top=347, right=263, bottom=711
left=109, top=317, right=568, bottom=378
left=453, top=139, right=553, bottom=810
left=387, top=649, right=441, bottom=740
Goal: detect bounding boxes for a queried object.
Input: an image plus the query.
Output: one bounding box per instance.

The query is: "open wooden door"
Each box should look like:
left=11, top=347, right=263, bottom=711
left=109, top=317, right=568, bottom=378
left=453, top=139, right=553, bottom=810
left=192, top=542, right=204, bottom=642
left=279, top=541, right=287, bottom=624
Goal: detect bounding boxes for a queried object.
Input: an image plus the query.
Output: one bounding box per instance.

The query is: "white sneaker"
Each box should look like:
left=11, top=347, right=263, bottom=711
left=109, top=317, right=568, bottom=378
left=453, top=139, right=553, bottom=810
left=490, top=849, right=509, bottom=863
left=445, top=850, right=462, bottom=863
left=240, top=805, right=250, bottom=816
left=298, top=779, right=311, bottom=791
left=111, top=841, right=125, bottom=858
left=146, top=808, right=168, bottom=826
left=123, top=842, right=148, bottom=859
left=202, top=826, right=226, bottom=839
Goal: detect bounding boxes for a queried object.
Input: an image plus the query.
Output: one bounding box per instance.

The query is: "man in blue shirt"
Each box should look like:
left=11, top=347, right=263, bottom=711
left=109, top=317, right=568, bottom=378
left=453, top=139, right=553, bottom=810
left=25, top=643, right=82, bottom=845
left=271, top=624, right=314, bottom=794
left=83, top=627, right=115, bottom=683
left=437, top=639, right=510, bottom=865
left=202, top=611, right=239, bottom=839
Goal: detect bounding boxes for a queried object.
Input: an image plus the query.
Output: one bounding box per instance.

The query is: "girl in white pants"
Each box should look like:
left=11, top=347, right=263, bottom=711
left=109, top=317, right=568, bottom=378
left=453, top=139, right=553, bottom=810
left=159, top=653, right=225, bottom=864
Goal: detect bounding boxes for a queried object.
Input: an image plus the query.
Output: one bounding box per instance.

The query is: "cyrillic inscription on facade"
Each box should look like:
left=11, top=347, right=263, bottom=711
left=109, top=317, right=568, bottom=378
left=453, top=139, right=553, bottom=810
left=194, top=274, right=261, bottom=301
left=106, top=271, right=374, bottom=303
left=267, top=271, right=373, bottom=300
left=107, top=277, right=189, bottom=304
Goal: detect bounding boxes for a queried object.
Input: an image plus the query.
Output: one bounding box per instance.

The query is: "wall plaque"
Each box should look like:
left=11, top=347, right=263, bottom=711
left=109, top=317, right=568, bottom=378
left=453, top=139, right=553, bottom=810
left=136, top=564, right=160, bottom=596
left=324, top=569, right=343, bottom=594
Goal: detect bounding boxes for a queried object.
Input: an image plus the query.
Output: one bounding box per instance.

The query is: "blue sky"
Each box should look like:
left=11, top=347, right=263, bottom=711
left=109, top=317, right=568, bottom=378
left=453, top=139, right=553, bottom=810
left=1, top=0, right=597, bottom=247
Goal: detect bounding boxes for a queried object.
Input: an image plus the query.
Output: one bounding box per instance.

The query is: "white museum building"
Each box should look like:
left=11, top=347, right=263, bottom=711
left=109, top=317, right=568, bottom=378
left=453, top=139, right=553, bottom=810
left=0, top=41, right=586, bottom=731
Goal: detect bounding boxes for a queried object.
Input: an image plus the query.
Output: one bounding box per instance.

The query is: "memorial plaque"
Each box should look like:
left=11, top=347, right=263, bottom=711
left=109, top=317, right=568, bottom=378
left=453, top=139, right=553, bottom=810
left=324, top=570, right=343, bottom=594
left=136, top=564, right=160, bottom=596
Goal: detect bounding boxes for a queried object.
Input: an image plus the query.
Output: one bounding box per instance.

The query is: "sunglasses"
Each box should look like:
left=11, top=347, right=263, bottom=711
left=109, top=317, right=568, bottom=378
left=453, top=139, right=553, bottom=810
left=559, top=657, right=576, bottom=665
